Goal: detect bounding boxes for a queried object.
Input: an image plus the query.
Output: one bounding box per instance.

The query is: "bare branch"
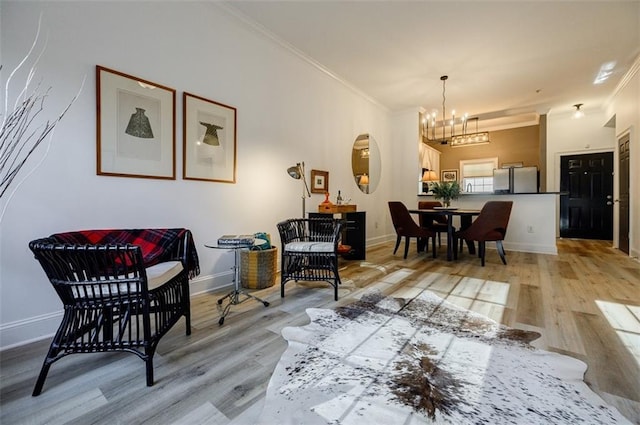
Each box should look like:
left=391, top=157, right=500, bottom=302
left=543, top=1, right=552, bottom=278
left=0, top=16, right=85, bottom=222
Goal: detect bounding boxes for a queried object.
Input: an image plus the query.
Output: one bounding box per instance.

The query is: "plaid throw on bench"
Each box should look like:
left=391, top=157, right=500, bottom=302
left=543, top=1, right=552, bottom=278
left=53, top=228, right=200, bottom=278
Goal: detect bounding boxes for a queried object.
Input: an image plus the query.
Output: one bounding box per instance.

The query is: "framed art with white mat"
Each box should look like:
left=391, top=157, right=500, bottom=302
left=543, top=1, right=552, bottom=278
left=96, top=66, right=176, bottom=179
left=183, top=92, right=237, bottom=183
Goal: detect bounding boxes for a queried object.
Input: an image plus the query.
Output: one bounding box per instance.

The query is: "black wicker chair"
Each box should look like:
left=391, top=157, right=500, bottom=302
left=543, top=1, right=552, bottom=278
left=28, top=228, right=199, bottom=396
left=277, top=218, right=344, bottom=301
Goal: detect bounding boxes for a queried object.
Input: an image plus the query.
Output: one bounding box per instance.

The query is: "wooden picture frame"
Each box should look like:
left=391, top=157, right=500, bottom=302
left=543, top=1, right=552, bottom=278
left=183, top=92, right=237, bottom=183
left=96, top=66, right=176, bottom=179
left=310, top=169, right=329, bottom=193
left=441, top=169, right=458, bottom=182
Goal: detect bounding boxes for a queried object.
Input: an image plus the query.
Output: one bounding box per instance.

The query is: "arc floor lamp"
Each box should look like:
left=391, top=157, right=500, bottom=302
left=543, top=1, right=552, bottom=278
left=287, top=162, right=311, bottom=217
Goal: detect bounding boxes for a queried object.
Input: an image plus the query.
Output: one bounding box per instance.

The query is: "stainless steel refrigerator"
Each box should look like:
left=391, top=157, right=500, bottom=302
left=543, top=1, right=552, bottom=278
left=493, top=166, right=539, bottom=193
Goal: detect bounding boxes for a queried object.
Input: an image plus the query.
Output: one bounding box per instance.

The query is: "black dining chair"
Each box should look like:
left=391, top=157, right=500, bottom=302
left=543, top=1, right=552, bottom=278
left=388, top=201, right=437, bottom=259
left=453, top=201, right=513, bottom=266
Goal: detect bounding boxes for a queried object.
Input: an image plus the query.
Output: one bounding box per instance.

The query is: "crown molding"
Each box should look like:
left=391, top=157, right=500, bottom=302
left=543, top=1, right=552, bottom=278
left=607, top=53, right=640, bottom=106
left=214, top=2, right=388, bottom=112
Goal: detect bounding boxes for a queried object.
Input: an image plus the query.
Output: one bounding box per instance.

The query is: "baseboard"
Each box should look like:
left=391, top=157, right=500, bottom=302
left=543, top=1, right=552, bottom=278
left=189, top=272, right=234, bottom=296
left=503, top=241, right=558, bottom=255
left=367, top=234, right=396, bottom=247
left=0, top=311, right=62, bottom=351
left=0, top=271, right=235, bottom=352
left=451, top=241, right=557, bottom=255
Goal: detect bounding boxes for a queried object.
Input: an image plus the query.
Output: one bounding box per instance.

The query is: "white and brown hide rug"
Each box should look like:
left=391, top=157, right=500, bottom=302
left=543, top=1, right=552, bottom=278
left=256, top=290, right=630, bottom=425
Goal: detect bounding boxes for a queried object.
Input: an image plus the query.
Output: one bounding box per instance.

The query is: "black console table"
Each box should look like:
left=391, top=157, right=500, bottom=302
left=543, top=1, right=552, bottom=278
left=309, top=210, right=366, bottom=260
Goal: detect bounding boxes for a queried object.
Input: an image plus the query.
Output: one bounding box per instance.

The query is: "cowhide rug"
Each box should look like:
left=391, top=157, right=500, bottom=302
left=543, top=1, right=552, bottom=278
left=256, top=290, right=631, bottom=424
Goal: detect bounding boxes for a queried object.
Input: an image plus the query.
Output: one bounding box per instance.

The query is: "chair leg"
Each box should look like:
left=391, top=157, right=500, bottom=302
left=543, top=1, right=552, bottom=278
left=496, top=240, right=507, bottom=265
left=332, top=257, right=340, bottom=301
left=466, top=240, right=476, bottom=255
left=183, top=281, right=191, bottom=335
left=32, top=359, right=53, bottom=396
left=437, top=232, right=441, bottom=247
left=403, top=237, right=410, bottom=259
left=145, top=357, right=154, bottom=386
left=393, top=236, right=401, bottom=255
left=33, top=318, right=66, bottom=396
left=431, top=235, right=437, bottom=258
left=479, top=241, right=486, bottom=266
left=185, top=313, right=191, bottom=335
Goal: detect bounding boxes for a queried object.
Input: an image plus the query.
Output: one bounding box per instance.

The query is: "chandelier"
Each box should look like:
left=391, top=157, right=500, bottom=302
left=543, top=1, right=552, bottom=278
left=422, top=75, right=490, bottom=147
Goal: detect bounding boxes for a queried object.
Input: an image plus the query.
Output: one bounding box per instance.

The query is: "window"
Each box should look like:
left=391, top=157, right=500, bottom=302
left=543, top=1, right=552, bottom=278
left=460, top=158, right=498, bottom=193
left=464, top=176, right=494, bottom=193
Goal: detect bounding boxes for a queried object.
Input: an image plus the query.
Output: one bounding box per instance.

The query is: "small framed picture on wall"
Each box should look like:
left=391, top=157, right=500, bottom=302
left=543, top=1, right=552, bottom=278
left=310, top=169, right=329, bottom=193
left=441, top=169, right=458, bottom=182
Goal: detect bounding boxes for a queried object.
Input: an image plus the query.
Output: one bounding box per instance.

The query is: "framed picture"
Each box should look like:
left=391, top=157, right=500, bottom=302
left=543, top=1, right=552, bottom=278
left=183, top=92, right=237, bottom=183
left=96, top=66, right=176, bottom=179
left=441, top=169, right=458, bottom=182
left=310, top=169, right=329, bottom=193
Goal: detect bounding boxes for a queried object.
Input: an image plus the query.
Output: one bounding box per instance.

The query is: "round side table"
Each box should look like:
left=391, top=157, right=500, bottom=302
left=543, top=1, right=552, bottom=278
left=204, top=239, right=269, bottom=325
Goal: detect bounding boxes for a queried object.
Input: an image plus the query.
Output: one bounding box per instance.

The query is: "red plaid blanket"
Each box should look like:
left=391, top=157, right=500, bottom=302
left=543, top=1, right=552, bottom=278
left=52, top=228, right=200, bottom=278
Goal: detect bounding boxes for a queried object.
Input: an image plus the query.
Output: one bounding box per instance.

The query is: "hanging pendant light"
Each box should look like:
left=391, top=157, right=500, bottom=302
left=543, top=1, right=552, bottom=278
left=421, top=75, right=490, bottom=147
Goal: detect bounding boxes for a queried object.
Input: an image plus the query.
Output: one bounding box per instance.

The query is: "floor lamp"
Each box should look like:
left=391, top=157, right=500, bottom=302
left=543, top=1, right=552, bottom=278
left=287, top=162, right=311, bottom=217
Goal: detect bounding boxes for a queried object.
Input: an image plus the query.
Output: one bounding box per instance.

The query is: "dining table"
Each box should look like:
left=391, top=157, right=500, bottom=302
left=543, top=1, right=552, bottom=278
left=408, top=207, right=481, bottom=261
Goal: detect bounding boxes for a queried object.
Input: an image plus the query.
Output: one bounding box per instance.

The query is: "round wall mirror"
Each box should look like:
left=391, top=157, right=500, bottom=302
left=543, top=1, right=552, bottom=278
left=351, top=133, right=381, bottom=194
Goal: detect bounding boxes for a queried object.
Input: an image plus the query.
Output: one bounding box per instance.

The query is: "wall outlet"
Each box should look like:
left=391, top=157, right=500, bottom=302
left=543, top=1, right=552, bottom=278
left=527, top=225, right=534, bottom=233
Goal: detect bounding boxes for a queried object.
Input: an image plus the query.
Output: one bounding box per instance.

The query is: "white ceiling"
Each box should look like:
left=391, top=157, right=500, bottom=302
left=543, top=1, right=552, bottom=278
left=222, top=1, right=639, bottom=129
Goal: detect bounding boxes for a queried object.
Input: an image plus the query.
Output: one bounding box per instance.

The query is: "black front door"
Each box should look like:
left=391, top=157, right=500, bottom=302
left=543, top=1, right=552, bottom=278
left=560, top=152, right=613, bottom=239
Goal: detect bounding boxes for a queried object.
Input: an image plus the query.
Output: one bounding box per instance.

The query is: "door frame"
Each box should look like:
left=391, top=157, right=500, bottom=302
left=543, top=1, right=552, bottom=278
left=616, top=128, right=633, bottom=255
left=553, top=147, right=615, bottom=239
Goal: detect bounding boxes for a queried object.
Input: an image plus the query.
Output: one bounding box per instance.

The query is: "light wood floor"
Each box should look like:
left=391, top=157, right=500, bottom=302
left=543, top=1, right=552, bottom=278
left=1, top=239, right=639, bottom=424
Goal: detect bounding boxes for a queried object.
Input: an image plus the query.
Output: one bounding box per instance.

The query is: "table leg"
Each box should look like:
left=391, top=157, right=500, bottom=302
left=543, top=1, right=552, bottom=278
left=447, top=216, right=454, bottom=261
left=217, top=247, right=270, bottom=325
left=234, top=248, right=241, bottom=294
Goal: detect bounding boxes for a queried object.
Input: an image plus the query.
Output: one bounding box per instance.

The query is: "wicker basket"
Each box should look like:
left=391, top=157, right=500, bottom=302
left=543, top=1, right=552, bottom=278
left=240, top=247, right=278, bottom=289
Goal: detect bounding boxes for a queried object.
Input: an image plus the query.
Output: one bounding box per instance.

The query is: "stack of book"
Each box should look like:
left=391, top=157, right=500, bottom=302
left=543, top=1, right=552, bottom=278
left=217, top=234, right=255, bottom=247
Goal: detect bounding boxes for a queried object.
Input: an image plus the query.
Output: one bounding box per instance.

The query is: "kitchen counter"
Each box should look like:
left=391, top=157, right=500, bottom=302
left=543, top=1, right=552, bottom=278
left=418, top=192, right=566, bottom=196
left=416, top=192, right=560, bottom=255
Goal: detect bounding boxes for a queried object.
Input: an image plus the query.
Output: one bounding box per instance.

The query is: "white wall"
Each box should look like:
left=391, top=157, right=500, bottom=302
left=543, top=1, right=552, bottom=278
left=606, top=62, right=640, bottom=259
left=0, top=2, right=393, bottom=348
left=447, top=194, right=558, bottom=255
left=547, top=69, right=639, bottom=259
left=546, top=107, right=617, bottom=238
left=546, top=107, right=617, bottom=191
left=391, top=108, right=424, bottom=204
